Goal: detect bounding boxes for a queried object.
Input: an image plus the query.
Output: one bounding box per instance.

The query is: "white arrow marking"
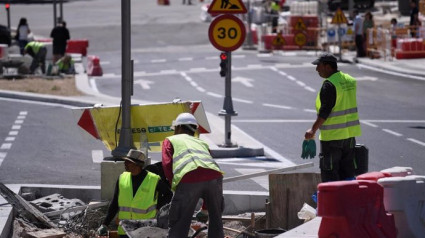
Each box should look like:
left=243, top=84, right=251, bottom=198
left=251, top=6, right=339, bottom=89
left=356, top=76, right=378, bottom=81
left=134, top=79, right=154, bottom=90
left=232, top=76, right=254, bottom=87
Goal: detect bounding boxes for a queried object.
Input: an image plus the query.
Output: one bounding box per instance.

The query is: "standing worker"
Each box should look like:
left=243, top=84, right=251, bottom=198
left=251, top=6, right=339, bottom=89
left=97, top=149, right=173, bottom=238
left=50, top=20, right=70, bottom=63
left=24, top=41, right=47, bottom=74
left=162, top=113, right=224, bottom=238
left=353, top=10, right=365, bottom=58
left=304, top=53, right=362, bottom=182
left=15, top=18, right=31, bottom=55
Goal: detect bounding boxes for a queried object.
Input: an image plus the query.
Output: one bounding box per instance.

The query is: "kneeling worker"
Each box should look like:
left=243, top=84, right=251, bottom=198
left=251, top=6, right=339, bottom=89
left=97, top=149, right=173, bottom=238
left=56, top=55, right=75, bottom=74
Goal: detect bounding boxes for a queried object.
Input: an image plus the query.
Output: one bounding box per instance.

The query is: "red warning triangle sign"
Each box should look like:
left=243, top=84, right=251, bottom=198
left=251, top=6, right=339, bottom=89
left=208, top=0, right=247, bottom=14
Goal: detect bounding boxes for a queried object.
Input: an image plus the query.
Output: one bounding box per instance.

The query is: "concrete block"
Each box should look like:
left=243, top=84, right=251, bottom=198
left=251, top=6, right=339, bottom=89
left=30, top=194, right=85, bottom=213
left=101, top=161, right=125, bottom=200
left=25, top=228, right=66, bottom=238
left=223, top=190, right=268, bottom=215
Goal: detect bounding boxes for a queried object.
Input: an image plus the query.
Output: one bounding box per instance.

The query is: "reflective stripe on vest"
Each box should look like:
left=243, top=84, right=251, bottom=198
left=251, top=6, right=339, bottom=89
left=316, top=71, right=362, bottom=141
left=117, top=171, right=159, bottom=235
left=168, top=134, right=223, bottom=191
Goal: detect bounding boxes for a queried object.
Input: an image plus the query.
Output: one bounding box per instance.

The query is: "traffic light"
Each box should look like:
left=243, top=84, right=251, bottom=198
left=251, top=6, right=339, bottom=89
left=219, top=52, right=227, bottom=77
left=5, top=3, right=10, bottom=10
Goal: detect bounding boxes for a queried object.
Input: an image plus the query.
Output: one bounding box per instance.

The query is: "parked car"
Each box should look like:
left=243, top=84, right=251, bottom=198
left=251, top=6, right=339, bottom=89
left=0, top=25, right=11, bottom=46
left=328, top=0, right=375, bottom=11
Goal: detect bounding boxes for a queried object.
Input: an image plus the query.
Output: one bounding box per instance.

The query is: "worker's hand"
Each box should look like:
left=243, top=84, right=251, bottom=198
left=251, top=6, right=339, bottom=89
left=304, top=129, right=315, bottom=140
left=96, top=224, right=108, bottom=237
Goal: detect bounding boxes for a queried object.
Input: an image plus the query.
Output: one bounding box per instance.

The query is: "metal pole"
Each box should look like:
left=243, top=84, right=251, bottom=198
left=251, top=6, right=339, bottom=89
left=218, top=51, right=237, bottom=147
left=112, top=0, right=134, bottom=157
left=6, top=2, right=10, bottom=30
left=338, top=23, right=342, bottom=61
left=59, top=0, right=63, bottom=23
left=53, top=0, right=57, bottom=27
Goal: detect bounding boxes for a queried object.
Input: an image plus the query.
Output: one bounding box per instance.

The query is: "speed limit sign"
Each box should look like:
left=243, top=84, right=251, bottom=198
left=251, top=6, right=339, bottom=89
left=208, top=14, right=246, bottom=52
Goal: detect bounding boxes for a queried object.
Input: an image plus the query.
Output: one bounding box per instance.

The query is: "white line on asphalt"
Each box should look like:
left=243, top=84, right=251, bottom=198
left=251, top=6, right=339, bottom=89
left=233, top=55, right=246, bottom=58
left=0, top=152, right=6, bottom=167
left=101, top=73, right=116, bottom=78
left=160, top=69, right=178, bottom=74
left=246, top=64, right=263, bottom=68
left=189, top=68, right=207, bottom=72
left=207, top=92, right=223, bottom=98
left=357, top=64, right=425, bottom=81
left=92, top=150, right=104, bottom=163
left=363, top=120, right=425, bottom=123
left=190, top=81, right=198, bottom=87
left=17, top=115, right=26, bottom=119
left=305, top=86, right=316, bottom=92
left=14, top=120, right=23, bottom=124
left=303, top=109, right=316, bottom=113
left=233, top=98, right=253, bottom=104
left=361, top=121, right=379, bottom=128
left=151, top=59, right=166, bottom=63
left=89, top=78, right=100, bottom=94
left=236, top=168, right=269, bottom=190
left=263, top=103, right=292, bottom=110
left=12, top=125, right=21, bottom=130
left=9, top=131, right=18, bottom=136
left=19, top=111, right=27, bottom=115
left=0, top=143, right=12, bottom=150
left=287, top=75, right=296, bottom=81
left=296, top=81, right=306, bottom=87
left=257, top=53, right=273, bottom=57
left=382, top=129, right=403, bottom=137
left=178, top=57, right=193, bottom=61
left=134, top=71, right=147, bottom=76
left=205, top=56, right=216, bottom=60
left=273, top=63, right=292, bottom=67
left=0, top=97, right=75, bottom=109
left=101, top=61, right=111, bottom=65
left=196, top=87, right=206, bottom=92
left=406, top=138, right=425, bottom=147
left=5, top=137, right=15, bottom=141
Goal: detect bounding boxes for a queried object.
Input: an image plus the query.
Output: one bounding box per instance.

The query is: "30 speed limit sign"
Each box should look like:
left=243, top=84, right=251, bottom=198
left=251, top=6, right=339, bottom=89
left=208, top=14, right=246, bottom=52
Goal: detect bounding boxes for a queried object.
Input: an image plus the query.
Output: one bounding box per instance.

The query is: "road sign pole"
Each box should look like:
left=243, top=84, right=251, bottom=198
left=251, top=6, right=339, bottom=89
left=112, top=0, right=134, bottom=157
left=53, top=0, right=57, bottom=27
left=219, top=51, right=237, bottom=147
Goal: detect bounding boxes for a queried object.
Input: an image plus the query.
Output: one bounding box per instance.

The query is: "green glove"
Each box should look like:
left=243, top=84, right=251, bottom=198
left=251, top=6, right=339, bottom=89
left=301, top=140, right=310, bottom=159
left=97, top=224, right=108, bottom=236
left=307, top=140, right=316, bottom=159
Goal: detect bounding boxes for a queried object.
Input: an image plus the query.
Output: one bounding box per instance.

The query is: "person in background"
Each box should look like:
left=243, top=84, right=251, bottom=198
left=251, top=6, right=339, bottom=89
left=362, top=11, right=374, bottom=56
left=15, top=18, right=31, bottom=55
left=162, top=113, right=224, bottom=238
left=353, top=10, right=365, bottom=58
left=305, top=53, right=362, bottom=183
left=410, top=0, right=419, bottom=37
left=270, top=0, right=281, bottom=33
left=50, top=20, right=70, bottom=63
left=97, top=149, right=172, bottom=238
left=55, top=55, right=75, bottom=74
left=24, top=41, right=47, bottom=74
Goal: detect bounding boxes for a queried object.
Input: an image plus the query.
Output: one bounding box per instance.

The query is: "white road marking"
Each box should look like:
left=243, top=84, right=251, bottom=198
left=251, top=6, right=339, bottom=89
left=205, top=56, right=216, bottom=60
left=197, top=87, right=206, bottom=92
left=19, top=111, right=27, bottom=115
left=303, top=109, right=316, bottom=113
left=92, top=150, right=104, bottom=163
left=189, top=68, right=207, bottom=72
left=406, top=138, right=425, bottom=147
left=12, top=125, right=21, bottom=130
left=382, top=129, right=403, bottom=137
left=160, top=69, right=177, bottom=74
left=233, top=55, right=246, bottom=59
left=17, top=115, right=26, bottom=119
left=0, top=143, right=12, bottom=149
left=356, top=76, right=378, bottom=81
left=305, top=86, right=316, bottom=92
left=235, top=168, right=269, bottom=190
left=257, top=53, right=273, bottom=57
left=233, top=119, right=314, bottom=123
left=5, top=137, right=15, bottom=141
left=14, top=120, right=23, bottom=124
left=101, top=61, right=111, bottom=65
left=134, top=79, right=154, bottom=90
left=0, top=97, right=75, bottom=109
left=263, top=103, right=292, bottom=110
left=357, top=64, right=425, bottom=81
left=246, top=64, right=263, bottom=69
left=287, top=75, right=296, bottom=81
left=151, top=59, right=166, bottom=63
left=207, top=92, right=223, bottom=98
left=361, top=121, right=379, bottom=128
left=9, top=131, right=18, bottom=136
left=296, top=81, right=306, bottom=87
left=233, top=98, right=253, bottom=104
left=190, top=81, right=198, bottom=87
left=0, top=152, right=6, bottom=167
left=178, top=57, right=193, bottom=61
left=232, top=76, right=254, bottom=87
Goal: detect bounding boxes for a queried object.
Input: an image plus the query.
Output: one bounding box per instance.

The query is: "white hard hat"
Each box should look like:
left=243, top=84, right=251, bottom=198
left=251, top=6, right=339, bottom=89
left=171, top=113, right=198, bottom=130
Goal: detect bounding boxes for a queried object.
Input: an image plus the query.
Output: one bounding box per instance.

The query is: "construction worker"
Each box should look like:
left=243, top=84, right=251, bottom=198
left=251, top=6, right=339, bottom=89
left=55, top=55, right=75, bottom=74
left=23, top=41, right=47, bottom=74
left=97, top=149, right=172, bottom=238
left=304, top=53, right=362, bottom=182
left=162, top=113, right=224, bottom=238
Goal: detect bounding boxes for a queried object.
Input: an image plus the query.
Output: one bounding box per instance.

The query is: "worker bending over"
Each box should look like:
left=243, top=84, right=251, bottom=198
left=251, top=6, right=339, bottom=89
left=24, top=41, right=47, bottom=74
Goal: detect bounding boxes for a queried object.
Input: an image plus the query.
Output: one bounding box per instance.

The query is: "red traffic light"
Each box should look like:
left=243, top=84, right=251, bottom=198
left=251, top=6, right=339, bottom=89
left=220, top=52, right=227, bottom=61
left=5, top=3, right=10, bottom=9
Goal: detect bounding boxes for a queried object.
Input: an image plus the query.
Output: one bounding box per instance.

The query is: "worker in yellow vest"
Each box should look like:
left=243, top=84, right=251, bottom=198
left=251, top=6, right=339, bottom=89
left=23, top=41, right=47, bottom=74
left=55, top=55, right=75, bottom=74
left=97, top=149, right=172, bottom=238
left=304, top=53, right=362, bottom=182
left=162, top=113, right=224, bottom=238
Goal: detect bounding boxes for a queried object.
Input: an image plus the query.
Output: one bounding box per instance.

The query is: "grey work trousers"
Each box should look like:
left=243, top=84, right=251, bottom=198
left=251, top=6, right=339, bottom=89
left=168, top=177, right=224, bottom=238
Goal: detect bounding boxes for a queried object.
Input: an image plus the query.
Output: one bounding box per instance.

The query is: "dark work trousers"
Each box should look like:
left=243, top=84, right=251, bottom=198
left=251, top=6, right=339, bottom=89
left=319, top=137, right=356, bottom=182
left=30, top=47, right=47, bottom=74
left=355, top=35, right=366, bottom=57
left=168, top=177, right=224, bottom=238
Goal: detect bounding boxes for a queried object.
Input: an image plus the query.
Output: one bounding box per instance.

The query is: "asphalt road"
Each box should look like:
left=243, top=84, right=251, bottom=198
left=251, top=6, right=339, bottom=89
left=1, top=0, right=425, bottom=192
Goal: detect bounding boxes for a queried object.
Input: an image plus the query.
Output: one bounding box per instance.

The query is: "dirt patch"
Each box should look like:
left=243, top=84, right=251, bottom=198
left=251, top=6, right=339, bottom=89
left=0, top=76, right=83, bottom=96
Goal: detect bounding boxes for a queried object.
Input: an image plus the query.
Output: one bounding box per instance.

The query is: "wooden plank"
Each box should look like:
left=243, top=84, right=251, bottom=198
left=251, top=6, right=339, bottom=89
left=0, top=183, right=56, bottom=228
left=269, top=173, right=321, bottom=230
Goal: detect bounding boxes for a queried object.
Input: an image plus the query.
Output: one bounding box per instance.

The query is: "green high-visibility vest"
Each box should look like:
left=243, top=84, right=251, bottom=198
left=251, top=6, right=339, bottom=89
left=167, top=134, right=223, bottom=191
left=56, top=58, right=74, bottom=71
left=117, top=171, right=159, bottom=235
left=316, top=71, right=362, bottom=141
left=24, top=41, right=44, bottom=54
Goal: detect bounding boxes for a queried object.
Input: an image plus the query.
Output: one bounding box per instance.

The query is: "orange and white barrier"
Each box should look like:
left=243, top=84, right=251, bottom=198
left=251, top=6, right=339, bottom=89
left=66, top=39, right=89, bottom=56
left=87, top=55, right=103, bottom=77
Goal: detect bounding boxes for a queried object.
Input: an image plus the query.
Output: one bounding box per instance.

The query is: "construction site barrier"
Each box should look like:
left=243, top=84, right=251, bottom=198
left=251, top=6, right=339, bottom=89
left=317, top=180, right=397, bottom=238
left=87, top=55, right=103, bottom=77
left=157, top=0, right=169, bottom=5
left=356, top=171, right=392, bottom=182
left=378, top=176, right=425, bottom=238
left=0, top=44, right=8, bottom=59
left=380, top=166, right=414, bottom=177
left=66, top=39, right=89, bottom=56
